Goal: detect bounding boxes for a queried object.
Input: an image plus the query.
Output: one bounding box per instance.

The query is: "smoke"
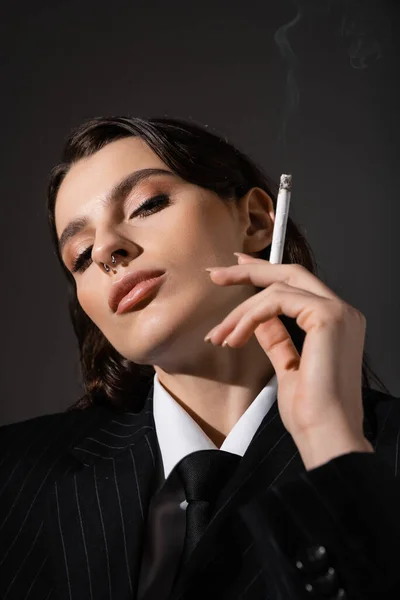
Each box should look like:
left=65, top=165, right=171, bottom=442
left=339, top=0, right=388, bottom=69
left=274, top=0, right=391, bottom=148
left=273, top=0, right=303, bottom=148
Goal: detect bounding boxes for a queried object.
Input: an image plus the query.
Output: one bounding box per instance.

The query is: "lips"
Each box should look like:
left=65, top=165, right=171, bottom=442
left=108, top=269, right=166, bottom=313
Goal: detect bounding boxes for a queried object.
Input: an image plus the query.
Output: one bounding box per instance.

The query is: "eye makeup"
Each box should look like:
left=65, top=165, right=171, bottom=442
left=70, top=193, right=171, bottom=273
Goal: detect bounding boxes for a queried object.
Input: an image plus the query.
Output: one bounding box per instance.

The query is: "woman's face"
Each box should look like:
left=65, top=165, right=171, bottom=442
left=55, top=136, right=273, bottom=370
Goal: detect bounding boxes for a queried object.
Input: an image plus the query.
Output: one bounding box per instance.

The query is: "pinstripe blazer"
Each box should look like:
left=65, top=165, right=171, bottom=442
left=1, top=384, right=400, bottom=600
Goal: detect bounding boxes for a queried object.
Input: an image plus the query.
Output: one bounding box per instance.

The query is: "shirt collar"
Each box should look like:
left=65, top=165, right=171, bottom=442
left=153, top=372, right=278, bottom=479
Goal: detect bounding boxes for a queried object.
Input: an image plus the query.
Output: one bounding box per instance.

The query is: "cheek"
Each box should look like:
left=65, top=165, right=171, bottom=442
left=194, top=205, right=235, bottom=248
left=76, top=283, right=105, bottom=324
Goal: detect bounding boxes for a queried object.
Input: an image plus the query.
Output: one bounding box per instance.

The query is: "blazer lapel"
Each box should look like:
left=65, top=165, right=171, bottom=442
left=44, top=385, right=159, bottom=600
left=43, top=382, right=377, bottom=600
left=169, top=386, right=377, bottom=600
left=169, top=397, right=304, bottom=599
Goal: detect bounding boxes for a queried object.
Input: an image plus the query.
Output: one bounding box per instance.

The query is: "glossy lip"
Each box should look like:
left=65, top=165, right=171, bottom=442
left=116, top=274, right=166, bottom=314
left=108, top=269, right=166, bottom=313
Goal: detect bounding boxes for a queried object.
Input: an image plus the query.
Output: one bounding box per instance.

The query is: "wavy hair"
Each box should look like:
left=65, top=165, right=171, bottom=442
left=46, top=116, right=391, bottom=411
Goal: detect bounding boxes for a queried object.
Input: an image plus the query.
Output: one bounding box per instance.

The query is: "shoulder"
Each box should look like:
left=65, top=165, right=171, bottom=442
left=0, top=405, right=114, bottom=472
left=362, top=386, right=400, bottom=434
left=362, top=386, right=400, bottom=468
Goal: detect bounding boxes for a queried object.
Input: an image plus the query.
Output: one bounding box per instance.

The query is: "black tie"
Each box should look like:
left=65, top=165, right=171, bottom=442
left=176, top=449, right=242, bottom=564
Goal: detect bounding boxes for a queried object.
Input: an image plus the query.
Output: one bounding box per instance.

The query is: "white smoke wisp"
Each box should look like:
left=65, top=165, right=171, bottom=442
left=274, top=0, right=391, bottom=147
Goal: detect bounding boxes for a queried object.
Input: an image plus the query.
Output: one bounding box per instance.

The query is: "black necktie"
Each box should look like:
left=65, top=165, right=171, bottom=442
left=176, top=449, right=242, bottom=564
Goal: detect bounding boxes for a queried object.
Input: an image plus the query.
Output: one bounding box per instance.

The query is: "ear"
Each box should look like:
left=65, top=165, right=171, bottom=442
left=238, top=187, right=275, bottom=254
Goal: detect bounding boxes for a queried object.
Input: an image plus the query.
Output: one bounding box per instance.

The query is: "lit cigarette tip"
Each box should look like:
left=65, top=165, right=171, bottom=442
left=279, top=173, right=292, bottom=191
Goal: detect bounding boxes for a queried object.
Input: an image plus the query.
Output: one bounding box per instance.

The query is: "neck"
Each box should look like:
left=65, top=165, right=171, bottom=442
left=154, top=336, right=275, bottom=446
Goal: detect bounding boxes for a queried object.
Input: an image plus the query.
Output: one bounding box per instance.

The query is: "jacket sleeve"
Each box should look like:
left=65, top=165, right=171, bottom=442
left=239, top=450, right=400, bottom=600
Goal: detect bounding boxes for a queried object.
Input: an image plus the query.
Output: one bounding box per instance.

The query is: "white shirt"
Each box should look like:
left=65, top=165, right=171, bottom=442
left=137, top=372, right=278, bottom=599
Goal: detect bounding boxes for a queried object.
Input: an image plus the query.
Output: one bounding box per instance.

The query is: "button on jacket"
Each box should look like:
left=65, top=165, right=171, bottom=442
left=0, top=380, right=400, bottom=599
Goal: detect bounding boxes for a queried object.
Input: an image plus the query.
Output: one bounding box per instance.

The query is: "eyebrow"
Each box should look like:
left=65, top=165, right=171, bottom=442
left=58, top=168, right=175, bottom=254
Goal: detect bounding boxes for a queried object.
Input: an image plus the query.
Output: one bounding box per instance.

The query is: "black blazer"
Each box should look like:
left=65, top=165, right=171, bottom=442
left=1, top=384, right=400, bottom=600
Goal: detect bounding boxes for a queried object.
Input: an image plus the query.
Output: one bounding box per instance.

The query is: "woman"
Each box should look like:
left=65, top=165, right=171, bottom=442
left=0, top=116, right=399, bottom=600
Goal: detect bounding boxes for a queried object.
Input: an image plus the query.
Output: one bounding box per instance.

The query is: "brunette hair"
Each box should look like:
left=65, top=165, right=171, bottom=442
left=46, top=116, right=390, bottom=411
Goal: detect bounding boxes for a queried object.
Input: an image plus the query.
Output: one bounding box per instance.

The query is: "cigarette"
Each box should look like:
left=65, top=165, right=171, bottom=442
left=269, top=174, right=292, bottom=265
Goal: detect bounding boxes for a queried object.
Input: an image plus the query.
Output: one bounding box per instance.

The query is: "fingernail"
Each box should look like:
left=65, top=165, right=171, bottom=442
left=205, top=267, right=223, bottom=274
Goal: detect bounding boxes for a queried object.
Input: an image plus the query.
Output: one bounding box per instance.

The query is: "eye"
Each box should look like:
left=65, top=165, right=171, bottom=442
left=71, top=246, right=92, bottom=274
left=71, top=193, right=171, bottom=274
left=129, top=193, right=171, bottom=219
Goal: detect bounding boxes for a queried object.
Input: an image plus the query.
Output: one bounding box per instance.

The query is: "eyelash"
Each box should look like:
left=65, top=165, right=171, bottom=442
left=71, top=194, right=171, bottom=274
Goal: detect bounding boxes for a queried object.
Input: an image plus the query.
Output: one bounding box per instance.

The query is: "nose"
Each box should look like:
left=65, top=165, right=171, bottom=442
left=91, top=232, right=131, bottom=272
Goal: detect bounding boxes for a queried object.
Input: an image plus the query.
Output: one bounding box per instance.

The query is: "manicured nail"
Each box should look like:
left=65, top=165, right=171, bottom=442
left=205, top=267, right=224, bottom=275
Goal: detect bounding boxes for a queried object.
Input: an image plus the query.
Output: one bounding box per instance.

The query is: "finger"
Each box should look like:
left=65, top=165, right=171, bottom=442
left=208, top=261, right=339, bottom=301
left=254, top=315, right=301, bottom=374
left=206, top=283, right=317, bottom=345
left=225, top=311, right=302, bottom=376
left=221, top=288, right=304, bottom=376
left=223, top=285, right=333, bottom=348
left=206, top=283, right=309, bottom=342
left=220, top=285, right=335, bottom=377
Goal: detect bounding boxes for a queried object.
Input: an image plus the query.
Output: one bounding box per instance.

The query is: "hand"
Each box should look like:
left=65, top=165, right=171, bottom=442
left=204, top=252, right=373, bottom=469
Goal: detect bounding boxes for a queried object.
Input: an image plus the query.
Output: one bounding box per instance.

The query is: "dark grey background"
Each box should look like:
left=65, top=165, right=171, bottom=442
left=1, top=0, right=398, bottom=425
